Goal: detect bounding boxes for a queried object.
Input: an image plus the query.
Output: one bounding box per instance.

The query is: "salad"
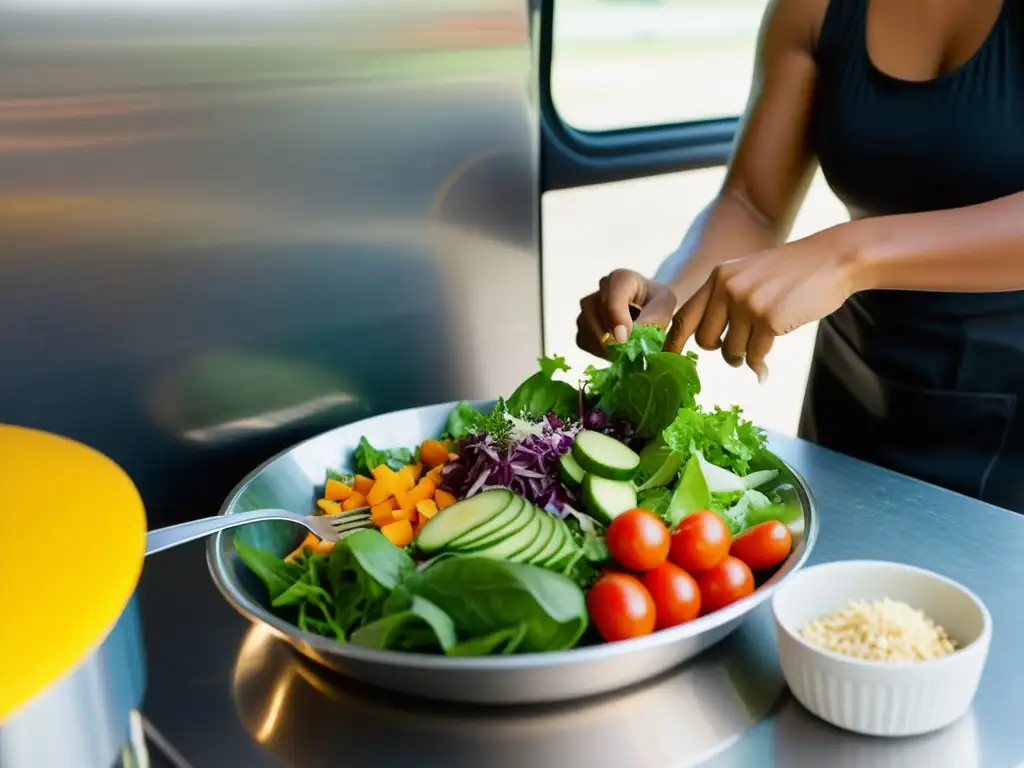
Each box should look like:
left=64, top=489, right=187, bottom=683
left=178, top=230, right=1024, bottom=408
left=236, top=326, right=803, bottom=655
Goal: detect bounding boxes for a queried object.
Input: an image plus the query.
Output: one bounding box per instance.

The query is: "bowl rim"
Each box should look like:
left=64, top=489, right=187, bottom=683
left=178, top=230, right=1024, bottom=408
left=772, top=559, right=993, bottom=671
left=206, top=399, right=821, bottom=670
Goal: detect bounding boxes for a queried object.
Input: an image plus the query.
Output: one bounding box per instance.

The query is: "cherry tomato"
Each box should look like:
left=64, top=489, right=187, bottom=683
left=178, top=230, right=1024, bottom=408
left=697, top=556, right=755, bottom=614
left=669, top=510, right=731, bottom=572
left=642, top=562, right=701, bottom=630
left=606, top=508, right=671, bottom=572
left=586, top=572, right=656, bottom=642
left=729, top=521, right=793, bottom=571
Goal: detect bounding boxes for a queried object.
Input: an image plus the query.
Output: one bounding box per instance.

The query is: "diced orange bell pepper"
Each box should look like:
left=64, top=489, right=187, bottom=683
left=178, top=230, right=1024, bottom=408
left=312, top=540, right=336, bottom=556
left=371, top=498, right=397, bottom=527
left=393, top=507, right=416, bottom=522
left=426, top=464, right=445, bottom=484
left=409, top=477, right=436, bottom=504
left=316, top=499, right=342, bottom=516
left=371, top=464, right=397, bottom=482
left=434, top=489, right=457, bottom=510
left=419, top=439, right=450, bottom=469
left=415, top=499, right=439, bottom=522
left=367, top=471, right=400, bottom=506
left=397, top=463, right=421, bottom=491
left=393, top=488, right=415, bottom=513
left=381, top=519, right=414, bottom=548
left=286, top=532, right=321, bottom=561
left=324, top=478, right=353, bottom=501
left=341, top=491, right=367, bottom=511
left=353, top=474, right=374, bottom=496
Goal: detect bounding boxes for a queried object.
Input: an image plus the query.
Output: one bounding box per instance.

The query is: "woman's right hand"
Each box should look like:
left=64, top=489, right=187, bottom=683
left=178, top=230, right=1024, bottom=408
left=575, top=269, right=679, bottom=358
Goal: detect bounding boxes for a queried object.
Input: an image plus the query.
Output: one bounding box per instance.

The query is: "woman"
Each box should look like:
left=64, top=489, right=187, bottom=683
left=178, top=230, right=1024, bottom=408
left=576, top=0, right=1024, bottom=511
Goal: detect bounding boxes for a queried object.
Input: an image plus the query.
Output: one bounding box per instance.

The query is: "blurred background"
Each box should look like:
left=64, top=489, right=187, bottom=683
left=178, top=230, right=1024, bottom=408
left=0, top=0, right=846, bottom=532
left=544, top=0, right=848, bottom=435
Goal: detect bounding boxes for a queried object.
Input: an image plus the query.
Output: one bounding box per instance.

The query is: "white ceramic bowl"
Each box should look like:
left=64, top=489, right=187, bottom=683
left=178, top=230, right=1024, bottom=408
left=772, top=560, right=992, bottom=737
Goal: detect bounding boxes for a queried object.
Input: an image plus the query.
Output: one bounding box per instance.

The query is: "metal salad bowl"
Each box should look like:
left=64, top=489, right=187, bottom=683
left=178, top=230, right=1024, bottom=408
left=207, top=400, right=819, bottom=705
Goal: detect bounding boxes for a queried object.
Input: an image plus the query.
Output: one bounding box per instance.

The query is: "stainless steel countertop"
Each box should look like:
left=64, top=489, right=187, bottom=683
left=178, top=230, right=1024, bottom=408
left=138, top=433, right=1024, bottom=767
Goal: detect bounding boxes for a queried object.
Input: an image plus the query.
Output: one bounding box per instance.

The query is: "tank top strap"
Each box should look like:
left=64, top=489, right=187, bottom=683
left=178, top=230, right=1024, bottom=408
left=815, top=0, right=868, bottom=74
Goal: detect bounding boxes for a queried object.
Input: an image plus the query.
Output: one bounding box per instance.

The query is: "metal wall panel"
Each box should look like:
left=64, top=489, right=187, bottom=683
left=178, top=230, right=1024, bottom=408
left=0, top=0, right=540, bottom=527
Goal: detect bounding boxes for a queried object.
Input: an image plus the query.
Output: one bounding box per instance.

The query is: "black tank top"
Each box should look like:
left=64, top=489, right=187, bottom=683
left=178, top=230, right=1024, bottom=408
left=812, top=0, right=1024, bottom=321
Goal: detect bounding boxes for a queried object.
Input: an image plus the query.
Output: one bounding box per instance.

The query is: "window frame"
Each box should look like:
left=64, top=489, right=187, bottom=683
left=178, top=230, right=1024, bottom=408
left=539, top=0, right=743, bottom=192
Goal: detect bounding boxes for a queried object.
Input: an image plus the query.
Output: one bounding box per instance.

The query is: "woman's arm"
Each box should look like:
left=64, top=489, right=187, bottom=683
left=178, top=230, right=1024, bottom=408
left=847, top=191, right=1024, bottom=292
left=660, top=0, right=824, bottom=305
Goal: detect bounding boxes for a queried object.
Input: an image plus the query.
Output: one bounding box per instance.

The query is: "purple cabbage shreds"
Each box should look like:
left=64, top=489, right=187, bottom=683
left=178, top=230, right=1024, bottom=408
left=581, top=405, right=638, bottom=448
left=440, top=417, right=580, bottom=512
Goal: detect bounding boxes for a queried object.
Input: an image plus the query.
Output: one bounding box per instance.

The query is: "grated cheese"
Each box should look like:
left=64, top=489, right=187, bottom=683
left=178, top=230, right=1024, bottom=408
left=505, top=414, right=547, bottom=443
left=799, top=598, right=957, bottom=663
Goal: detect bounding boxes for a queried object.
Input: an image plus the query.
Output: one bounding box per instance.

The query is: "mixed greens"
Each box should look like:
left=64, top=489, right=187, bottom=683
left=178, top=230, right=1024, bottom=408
left=235, top=325, right=802, bottom=656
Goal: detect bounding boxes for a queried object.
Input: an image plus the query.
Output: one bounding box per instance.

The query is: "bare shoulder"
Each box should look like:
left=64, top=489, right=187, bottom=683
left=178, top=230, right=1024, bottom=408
left=757, top=0, right=831, bottom=57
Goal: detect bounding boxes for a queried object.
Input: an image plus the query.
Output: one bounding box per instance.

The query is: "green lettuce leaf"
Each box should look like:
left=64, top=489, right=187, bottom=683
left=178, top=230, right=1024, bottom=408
left=352, top=436, right=415, bottom=476
left=506, top=355, right=578, bottom=421
left=663, top=405, right=768, bottom=476
left=585, top=326, right=700, bottom=439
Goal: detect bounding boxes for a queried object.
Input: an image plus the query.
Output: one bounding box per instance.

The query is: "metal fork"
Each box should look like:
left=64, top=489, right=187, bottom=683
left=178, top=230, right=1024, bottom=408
left=145, top=506, right=372, bottom=555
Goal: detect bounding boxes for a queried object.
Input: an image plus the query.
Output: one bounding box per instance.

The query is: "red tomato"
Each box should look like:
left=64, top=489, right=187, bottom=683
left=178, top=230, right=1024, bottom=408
left=606, top=508, right=671, bottom=572
left=669, top=510, right=731, bottom=572
left=586, top=572, right=656, bottom=642
left=642, top=562, right=701, bottom=630
left=697, top=556, right=755, bottom=614
left=729, top=521, right=793, bottom=571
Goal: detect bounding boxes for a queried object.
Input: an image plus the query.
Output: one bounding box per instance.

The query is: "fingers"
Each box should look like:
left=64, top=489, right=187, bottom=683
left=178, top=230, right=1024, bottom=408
left=745, top=326, right=775, bottom=383
left=633, top=285, right=678, bottom=332
left=576, top=292, right=608, bottom=358
left=720, top=312, right=751, bottom=368
left=664, top=279, right=712, bottom=354
left=694, top=278, right=730, bottom=353
left=601, top=269, right=646, bottom=343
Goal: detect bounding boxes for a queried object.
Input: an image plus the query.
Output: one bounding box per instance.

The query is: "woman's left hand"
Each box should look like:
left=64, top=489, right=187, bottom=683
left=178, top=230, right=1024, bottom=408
left=664, top=230, right=865, bottom=380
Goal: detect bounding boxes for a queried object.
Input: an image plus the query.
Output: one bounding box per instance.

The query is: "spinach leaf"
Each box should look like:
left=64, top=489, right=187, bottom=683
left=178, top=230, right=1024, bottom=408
left=326, top=468, right=355, bottom=484
left=581, top=534, right=610, bottom=563
left=236, top=542, right=346, bottom=640
left=585, top=325, right=667, bottom=409
left=586, top=326, right=701, bottom=439
left=615, top=352, right=700, bottom=438
left=351, top=437, right=415, bottom=476
left=637, top=486, right=672, bottom=517
left=506, top=355, right=578, bottom=421
left=400, top=556, right=588, bottom=653
left=448, top=624, right=528, bottom=656
left=634, top=435, right=683, bottom=490
left=665, top=455, right=711, bottom=526
left=328, top=529, right=415, bottom=632
left=350, top=596, right=458, bottom=653
left=234, top=539, right=305, bottom=602
left=445, top=400, right=486, bottom=439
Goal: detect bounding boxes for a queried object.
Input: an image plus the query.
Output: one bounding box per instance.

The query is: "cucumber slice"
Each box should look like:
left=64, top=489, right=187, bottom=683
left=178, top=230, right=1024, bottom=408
left=558, top=451, right=585, bottom=490
left=572, top=430, right=640, bottom=481
left=471, top=508, right=543, bottom=560
left=534, top=517, right=570, bottom=566
left=416, top=489, right=513, bottom=553
left=545, top=536, right=581, bottom=572
left=581, top=474, right=638, bottom=525
left=512, top=508, right=556, bottom=563
left=448, top=495, right=528, bottom=550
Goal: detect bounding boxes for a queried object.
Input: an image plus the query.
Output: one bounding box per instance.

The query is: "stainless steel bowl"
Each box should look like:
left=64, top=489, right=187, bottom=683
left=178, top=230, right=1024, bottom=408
left=207, top=400, right=818, bottom=704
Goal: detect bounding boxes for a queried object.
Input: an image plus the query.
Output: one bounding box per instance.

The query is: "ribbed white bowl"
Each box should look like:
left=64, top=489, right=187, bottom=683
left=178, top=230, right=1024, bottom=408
left=773, top=560, right=991, bottom=737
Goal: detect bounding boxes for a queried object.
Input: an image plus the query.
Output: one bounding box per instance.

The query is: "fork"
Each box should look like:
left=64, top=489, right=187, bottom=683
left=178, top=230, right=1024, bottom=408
left=145, top=506, right=373, bottom=556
